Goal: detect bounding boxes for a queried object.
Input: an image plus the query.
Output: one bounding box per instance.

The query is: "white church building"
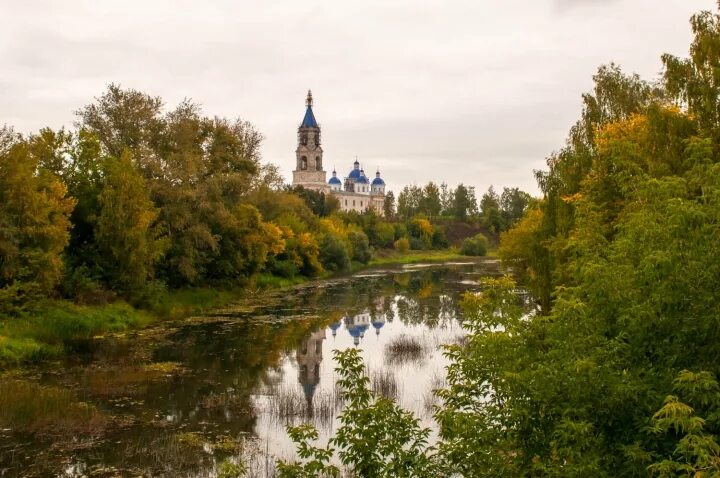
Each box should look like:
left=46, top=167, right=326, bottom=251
left=291, top=91, right=387, bottom=215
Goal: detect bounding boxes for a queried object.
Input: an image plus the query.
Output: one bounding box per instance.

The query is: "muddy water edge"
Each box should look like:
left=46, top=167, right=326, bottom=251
left=0, top=259, right=509, bottom=477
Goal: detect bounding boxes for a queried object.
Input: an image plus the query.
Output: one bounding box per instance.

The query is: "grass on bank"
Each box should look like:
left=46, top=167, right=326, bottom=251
left=0, top=302, right=151, bottom=365
left=366, top=248, right=466, bottom=267
left=0, top=378, right=110, bottom=437
left=0, top=277, right=301, bottom=367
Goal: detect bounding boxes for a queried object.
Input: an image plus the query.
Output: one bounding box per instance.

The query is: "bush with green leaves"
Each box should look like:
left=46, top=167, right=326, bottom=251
left=319, top=233, right=351, bottom=273
left=348, top=230, right=372, bottom=264
left=278, top=348, right=437, bottom=477
left=394, top=237, right=410, bottom=253
left=459, top=233, right=488, bottom=256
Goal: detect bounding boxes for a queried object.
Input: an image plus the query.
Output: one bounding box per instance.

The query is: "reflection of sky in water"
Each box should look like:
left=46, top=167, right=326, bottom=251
left=253, top=292, right=467, bottom=462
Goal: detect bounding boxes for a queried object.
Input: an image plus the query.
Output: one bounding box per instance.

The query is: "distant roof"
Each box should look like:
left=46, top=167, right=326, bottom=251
left=301, top=106, right=318, bottom=128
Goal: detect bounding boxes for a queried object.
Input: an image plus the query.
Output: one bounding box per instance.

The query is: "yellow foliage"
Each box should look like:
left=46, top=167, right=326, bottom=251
left=414, top=218, right=433, bottom=237
left=594, top=113, right=649, bottom=154
left=319, top=217, right=348, bottom=240
left=499, top=207, right=543, bottom=265
left=262, top=222, right=285, bottom=256
left=561, top=193, right=583, bottom=204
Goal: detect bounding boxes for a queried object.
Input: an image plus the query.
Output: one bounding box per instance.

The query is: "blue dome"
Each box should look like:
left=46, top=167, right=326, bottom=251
left=356, top=175, right=369, bottom=184
left=372, top=320, right=385, bottom=330
left=347, top=323, right=369, bottom=338
left=372, top=177, right=385, bottom=186
left=329, top=176, right=342, bottom=185
left=348, top=168, right=361, bottom=180
left=329, top=320, right=342, bottom=331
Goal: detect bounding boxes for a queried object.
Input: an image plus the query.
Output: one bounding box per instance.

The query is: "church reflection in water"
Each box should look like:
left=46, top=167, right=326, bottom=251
left=296, top=328, right=325, bottom=407
left=295, top=303, right=388, bottom=405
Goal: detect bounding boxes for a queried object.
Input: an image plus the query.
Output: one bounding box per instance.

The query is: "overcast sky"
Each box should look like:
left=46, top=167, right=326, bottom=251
left=1, top=0, right=715, bottom=196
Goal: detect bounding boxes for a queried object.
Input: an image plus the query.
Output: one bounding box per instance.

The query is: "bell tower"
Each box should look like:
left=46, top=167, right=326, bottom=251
left=292, top=90, right=328, bottom=191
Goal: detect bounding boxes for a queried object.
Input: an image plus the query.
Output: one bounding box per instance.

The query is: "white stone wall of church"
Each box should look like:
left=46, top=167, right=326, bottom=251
left=334, top=192, right=384, bottom=215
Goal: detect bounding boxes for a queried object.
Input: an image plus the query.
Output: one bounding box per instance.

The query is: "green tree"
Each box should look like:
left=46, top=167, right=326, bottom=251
left=319, top=233, right=351, bottom=273
left=397, top=185, right=423, bottom=219
left=291, top=185, right=339, bottom=217
left=383, top=190, right=395, bottom=218
left=499, top=187, right=531, bottom=230
left=95, top=152, right=165, bottom=294
left=479, top=186, right=502, bottom=233
left=76, top=84, right=165, bottom=175
left=348, top=229, right=371, bottom=264
left=439, top=182, right=454, bottom=216
left=420, top=182, right=442, bottom=217
left=663, top=6, right=720, bottom=142
left=0, top=134, right=75, bottom=308
left=452, top=183, right=477, bottom=221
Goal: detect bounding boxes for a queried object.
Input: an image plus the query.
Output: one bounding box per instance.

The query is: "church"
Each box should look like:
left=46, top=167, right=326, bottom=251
left=291, top=91, right=387, bottom=215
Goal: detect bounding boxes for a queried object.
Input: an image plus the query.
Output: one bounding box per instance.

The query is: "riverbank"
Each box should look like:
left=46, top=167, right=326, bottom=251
left=365, top=248, right=467, bottom=267
left=0, top=248, right=483, bottom=368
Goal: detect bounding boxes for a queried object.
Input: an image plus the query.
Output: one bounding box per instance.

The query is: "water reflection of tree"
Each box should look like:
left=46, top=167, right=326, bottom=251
left=26, top=264, right=485, bottom=476
left=73, top=315, right=331, bottom=475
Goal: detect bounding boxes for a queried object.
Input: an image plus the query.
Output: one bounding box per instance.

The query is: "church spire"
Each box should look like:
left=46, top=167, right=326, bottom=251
left=301, top=89, right=318, bottom=128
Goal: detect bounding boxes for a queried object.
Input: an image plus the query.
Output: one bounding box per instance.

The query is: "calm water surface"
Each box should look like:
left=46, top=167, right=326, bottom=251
left=1, top=260, right=504, bottom=477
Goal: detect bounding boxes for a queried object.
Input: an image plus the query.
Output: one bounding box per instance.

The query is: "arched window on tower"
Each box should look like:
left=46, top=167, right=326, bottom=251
left=300, top=132, right=308, bottom=146
left=315, top=156, right=321, bottom=170
left=314, top=132, right=320, bottom=145
left=301, top=156, right=307, bottom=170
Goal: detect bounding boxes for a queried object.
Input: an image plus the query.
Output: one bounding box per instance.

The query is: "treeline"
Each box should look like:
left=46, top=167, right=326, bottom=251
left=279, top=4, right=720, bottom=477
left=1, top=85, right=500, bottom=315
left=0, top=86, right=371, bottom=312
left=396, top=182, right=531, bottom=233
left=464, top=7, right=720, bottom=476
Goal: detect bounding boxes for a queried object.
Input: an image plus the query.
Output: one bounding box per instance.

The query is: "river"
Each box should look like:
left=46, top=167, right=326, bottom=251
left=0, top=259, right=505, bottom=477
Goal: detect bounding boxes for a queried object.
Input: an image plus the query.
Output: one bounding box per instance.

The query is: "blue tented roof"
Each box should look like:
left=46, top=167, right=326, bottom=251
left=301, top=106, right=318, bottom=128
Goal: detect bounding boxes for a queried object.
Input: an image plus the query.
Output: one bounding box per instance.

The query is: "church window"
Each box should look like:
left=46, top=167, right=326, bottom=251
left=314, top=132, right=320, bottom=145
left=315, top=156, right=321, bottom=170
left=345, top=199, right=347, bottom=206
left=300, top=132, right=308, bottom=145
left=353, top=200, right=355, bottom=206
left=300, top=156, right=307, bottom=170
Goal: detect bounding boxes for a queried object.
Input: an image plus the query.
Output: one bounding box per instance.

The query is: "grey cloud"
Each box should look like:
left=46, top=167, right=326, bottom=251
left=554, top=0, right=620, bottom=12
left=1, top=0, right=715, bottom=197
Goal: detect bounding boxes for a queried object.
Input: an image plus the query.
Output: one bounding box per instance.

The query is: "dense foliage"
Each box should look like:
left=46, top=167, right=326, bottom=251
left=459, top=233, right=488, bottom=256
left=279, top=4, right=720, bottom=477
left=396, top=181, right=530, bottom=232
left=0, top=85, right=510, bottom=317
